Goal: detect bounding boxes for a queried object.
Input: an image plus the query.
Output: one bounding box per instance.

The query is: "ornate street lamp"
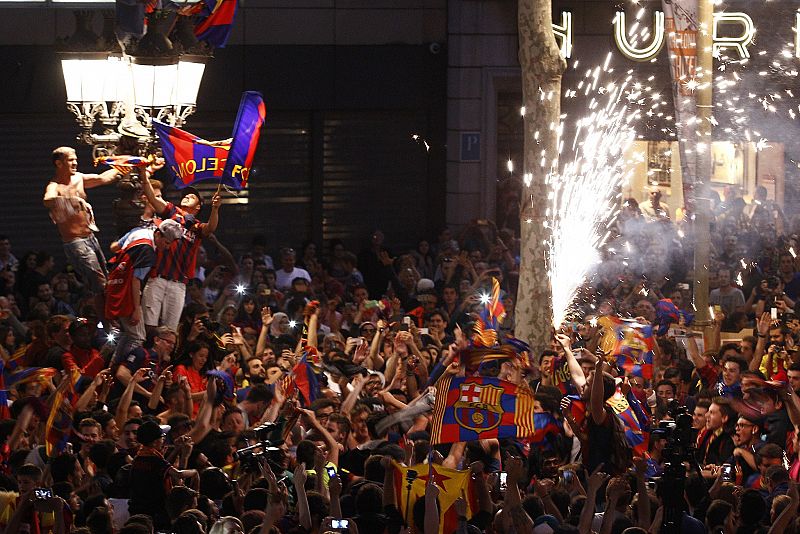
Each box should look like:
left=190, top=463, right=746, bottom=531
left=59, top=11, right=208, bottom=155
left=58, top=10, right=210, bottom=234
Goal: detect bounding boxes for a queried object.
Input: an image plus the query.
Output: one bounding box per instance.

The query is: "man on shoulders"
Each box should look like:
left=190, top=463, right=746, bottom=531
left=140, top=176, right=222, bottom=331
left=43, top=147, right=120, bottom=318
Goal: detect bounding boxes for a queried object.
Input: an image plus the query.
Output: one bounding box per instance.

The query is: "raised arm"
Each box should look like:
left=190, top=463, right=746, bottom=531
left=306, top=305, right=319, bottom=349
left=556, top=333, right=587, bottom=391
left=751, top=312, right=771, bottom=371
left=148, top=367, right=171, bottom=411
left=341, top=374, right=366, bottom=416
left=579, top=465, right=609, bottom=534
left=75, top=370, right=110, bottom=412
left=83, top=168, right=120, bottom=188
left=141, top=175, right=168, bottom=215
left=302, top=409, right=340, bottom=467
left=187, top=377, right=216, bottom=443
left=633, top=457, right=651, bottom=528
left=293, top=463, right=312, bottom=530
left=590, top=356, right=607, bottom=425
left=504, top=455, right=534, bottom=533
left=424, top=480, right=440, bottom=534
left=116, top=368, right=149, bottom=428
left=201, top=193, right=222, bottom=237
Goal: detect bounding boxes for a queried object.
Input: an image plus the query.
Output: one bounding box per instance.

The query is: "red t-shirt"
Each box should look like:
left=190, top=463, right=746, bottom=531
left=173, top=364, right=206, bottom=416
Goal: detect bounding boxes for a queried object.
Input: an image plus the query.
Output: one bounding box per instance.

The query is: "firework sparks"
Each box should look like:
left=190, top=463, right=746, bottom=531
left=547, top=67, right=640, bottom=327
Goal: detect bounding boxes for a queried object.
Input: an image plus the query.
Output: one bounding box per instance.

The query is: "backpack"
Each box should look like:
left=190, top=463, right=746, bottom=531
left=105, top=238, right=153, bottom=320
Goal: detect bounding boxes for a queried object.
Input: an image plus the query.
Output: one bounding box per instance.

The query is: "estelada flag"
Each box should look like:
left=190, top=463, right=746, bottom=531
left=597, top=316, right=656, bottom=379
left=392, top=461, right=477, bottom=534
left=430, top=375, right=539, bottom=444
left=194, top=0, right=238, bottom=48
left=153, top=91, right=265, bottom=191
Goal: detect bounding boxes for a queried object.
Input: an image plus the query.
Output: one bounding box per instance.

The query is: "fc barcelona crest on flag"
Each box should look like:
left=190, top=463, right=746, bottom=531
left=453, top=382, right=504, bottom=433
left=430, top=375, right=543, bottom=444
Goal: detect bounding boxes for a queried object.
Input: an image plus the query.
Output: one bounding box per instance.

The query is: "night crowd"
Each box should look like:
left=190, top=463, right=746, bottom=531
left=2, top=149, right=800, bottom=534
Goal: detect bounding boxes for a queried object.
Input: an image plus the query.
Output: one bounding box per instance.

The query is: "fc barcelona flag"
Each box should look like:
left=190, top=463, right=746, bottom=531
left=45, top=369, right=80, bottom=457
left=194, top=0, right=238, bottom=48
left=153, top=92, right=265, bottom=190
left=222, top=91, right=266, bottom=188
left=152, top=120, right=232, bottom=188
left=597, top=316, right=656, bottom=379
left=392, top=461, right=478, bottom=534
left=430, top=375, right=541, bottom=444
left=606, top=388, right=650, bottom=456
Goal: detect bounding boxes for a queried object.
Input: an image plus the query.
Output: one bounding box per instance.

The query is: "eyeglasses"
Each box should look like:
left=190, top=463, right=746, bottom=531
left=735, top=422, right=755, bottom=429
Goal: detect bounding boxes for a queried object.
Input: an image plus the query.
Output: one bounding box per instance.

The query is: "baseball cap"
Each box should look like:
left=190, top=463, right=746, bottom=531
left=157, top=219, right=183, bottom=242
left=68, top=317, right=91, bottom=335
left=181, top=186, right=204, bottom=207
left=136, top=420, right=167, bottom=444
left=417, top=278, right=435, bottom=292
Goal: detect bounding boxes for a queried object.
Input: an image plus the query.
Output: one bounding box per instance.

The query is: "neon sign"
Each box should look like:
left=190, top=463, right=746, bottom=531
left=556, top=10, right=758, bottom=61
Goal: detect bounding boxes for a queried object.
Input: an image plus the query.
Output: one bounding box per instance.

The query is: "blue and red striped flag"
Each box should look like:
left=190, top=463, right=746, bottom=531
left=0, top=348, right=56, bottom=420
left=528, top=412, right=563, bottom=450
left=430, top=375, right=544, bottom=444
left=45, top=369, right=81, bottom=457
left=153, top=91, right=265, bottom=191
left=221, top=91, right=266, bottom=188
left=606, top=388, right=649, bottom=456
left=194, top=0, right=238, bottom=48
left=152, top=120, right=232, bottom=189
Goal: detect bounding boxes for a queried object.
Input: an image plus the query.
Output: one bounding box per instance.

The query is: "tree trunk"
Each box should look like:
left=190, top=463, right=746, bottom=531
left=516, top=0, right=565, bottom=357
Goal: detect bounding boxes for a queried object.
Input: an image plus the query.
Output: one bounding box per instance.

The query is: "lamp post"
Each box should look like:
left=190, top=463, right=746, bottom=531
left=58, top=10, right=208, bottom=234
left=693, top=0, right=714, bottom=336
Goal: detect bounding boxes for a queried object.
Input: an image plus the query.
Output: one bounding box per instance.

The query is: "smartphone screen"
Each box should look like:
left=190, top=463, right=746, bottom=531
left=499, top=472, right=507, bottom=492
left=332, top=519, right=349, bottom=529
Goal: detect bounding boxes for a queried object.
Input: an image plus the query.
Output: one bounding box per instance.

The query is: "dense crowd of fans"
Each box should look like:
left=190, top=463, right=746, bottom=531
left=3, top=148, right=800, bottom=534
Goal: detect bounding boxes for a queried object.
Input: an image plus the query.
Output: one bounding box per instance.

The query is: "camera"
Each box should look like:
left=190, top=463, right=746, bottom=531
left=252, top=422, right=279, bottom=442
left=560, top=469, right=574, bottom=485
left=657, top=400, right=700, bottom=534
left=199, top=315, right=220, bottom=332
left=233, top=422, right=283, bottom=473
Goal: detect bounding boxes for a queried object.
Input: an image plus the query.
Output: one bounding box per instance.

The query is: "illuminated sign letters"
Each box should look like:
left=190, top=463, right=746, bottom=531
left=554, top=10, right=760, bottom=61
left=613, top=10, right=666, bottom=62
left=712, top=12, right=756, bottom=59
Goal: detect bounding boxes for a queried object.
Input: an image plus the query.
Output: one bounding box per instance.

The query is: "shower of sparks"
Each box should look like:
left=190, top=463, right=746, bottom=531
left=547, top=65, right=641, bottom=327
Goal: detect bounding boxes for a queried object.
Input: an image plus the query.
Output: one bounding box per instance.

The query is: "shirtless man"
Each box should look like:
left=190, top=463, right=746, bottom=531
left=43, top=147, right=120, bottom=318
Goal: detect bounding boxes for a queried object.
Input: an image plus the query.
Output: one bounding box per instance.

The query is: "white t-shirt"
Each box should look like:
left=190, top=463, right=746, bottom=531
left=275, top=267, right=311, bottom=291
